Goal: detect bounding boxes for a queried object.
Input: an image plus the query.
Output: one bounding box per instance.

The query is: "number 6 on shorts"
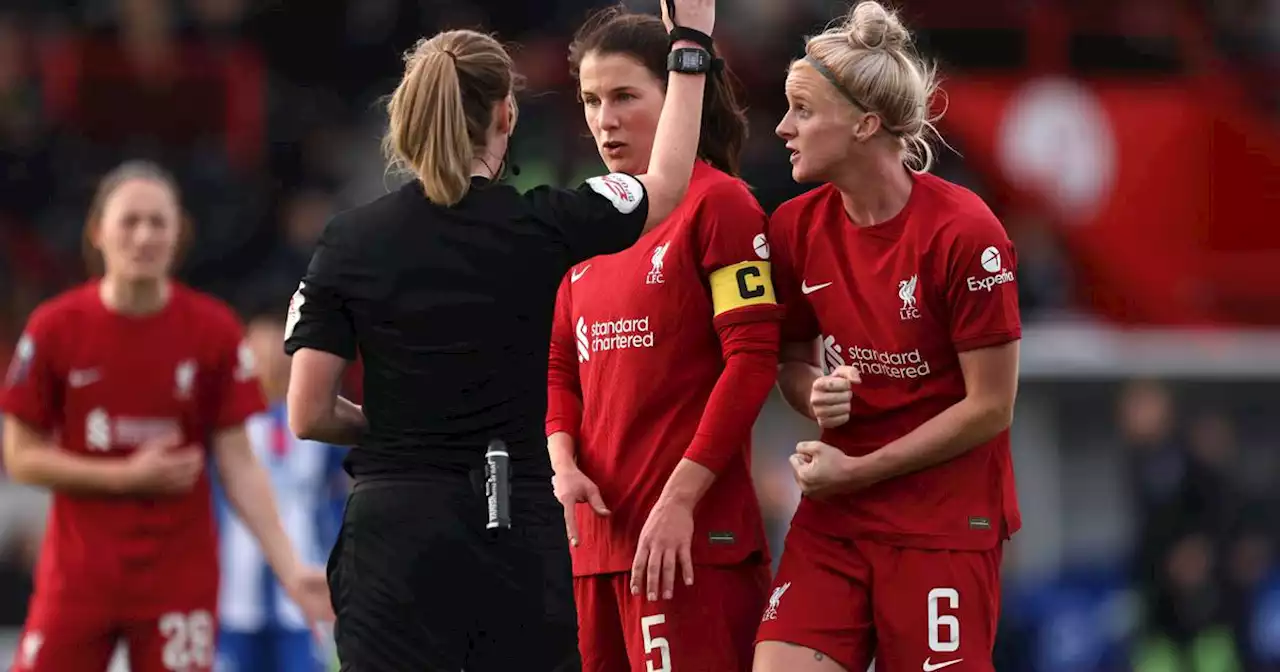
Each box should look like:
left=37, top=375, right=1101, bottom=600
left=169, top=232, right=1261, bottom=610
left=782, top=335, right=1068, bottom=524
left=927, top=588, right=960, bottom=653
left=641, top=614, right=671, bottom=672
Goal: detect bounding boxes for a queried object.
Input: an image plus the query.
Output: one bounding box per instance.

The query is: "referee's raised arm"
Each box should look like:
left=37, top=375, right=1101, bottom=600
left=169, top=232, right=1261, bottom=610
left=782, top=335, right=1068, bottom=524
left=282, top=1, right=719, bottom=670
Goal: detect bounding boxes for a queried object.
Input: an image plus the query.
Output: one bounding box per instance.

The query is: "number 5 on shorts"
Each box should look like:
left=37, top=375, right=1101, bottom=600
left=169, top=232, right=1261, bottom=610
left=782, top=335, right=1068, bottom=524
left=927, top=588, right=960, bottom=653
left=641, top=614, right=671, bottom=672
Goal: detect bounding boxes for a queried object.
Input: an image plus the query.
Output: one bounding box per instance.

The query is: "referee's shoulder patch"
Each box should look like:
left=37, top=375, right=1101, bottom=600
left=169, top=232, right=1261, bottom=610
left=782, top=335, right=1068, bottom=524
left=585, top=173, right=643, bottom=214
left=284, top=281, right=306, bottom=342
left=709, top=260, right=777, bottom=317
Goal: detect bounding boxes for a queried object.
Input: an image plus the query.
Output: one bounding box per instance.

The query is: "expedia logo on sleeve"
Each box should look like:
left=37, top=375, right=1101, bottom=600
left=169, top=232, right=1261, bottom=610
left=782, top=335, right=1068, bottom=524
left=966, top=270, right=1016, bottom=293
left=966, top=245, right=1016, bottom=292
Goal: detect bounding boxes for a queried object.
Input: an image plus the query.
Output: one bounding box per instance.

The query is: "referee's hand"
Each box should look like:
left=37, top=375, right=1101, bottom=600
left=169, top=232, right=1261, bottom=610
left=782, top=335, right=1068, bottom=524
left=553, top=467, right=610, bottom=546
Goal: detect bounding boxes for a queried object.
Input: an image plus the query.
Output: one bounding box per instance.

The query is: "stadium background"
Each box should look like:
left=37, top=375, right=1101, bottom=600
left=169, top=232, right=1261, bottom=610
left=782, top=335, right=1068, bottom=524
left=0, top=0, right=1277, bottom=669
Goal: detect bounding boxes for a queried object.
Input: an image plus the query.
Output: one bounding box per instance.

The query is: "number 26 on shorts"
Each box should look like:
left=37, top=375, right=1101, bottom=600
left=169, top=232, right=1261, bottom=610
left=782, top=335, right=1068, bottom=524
left=927, top=587, right=960, bottom=654
left=159, top=610, right=214, bottom=670
left=641, top=614, right=672, bottom=672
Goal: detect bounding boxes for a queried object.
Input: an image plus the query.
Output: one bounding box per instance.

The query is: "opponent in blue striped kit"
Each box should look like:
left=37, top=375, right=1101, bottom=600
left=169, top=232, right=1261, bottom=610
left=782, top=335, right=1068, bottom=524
left=214, top=304, right=347, bottom=672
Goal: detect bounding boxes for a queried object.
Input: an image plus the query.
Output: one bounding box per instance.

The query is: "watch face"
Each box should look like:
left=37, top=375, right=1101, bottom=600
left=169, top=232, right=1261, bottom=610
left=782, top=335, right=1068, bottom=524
left=682, top=51, right=702, bottom=69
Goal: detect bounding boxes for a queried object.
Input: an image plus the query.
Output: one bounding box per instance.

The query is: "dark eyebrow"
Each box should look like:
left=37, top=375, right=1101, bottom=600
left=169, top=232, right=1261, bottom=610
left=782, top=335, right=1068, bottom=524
left=581, top=86, right=640, bottom=98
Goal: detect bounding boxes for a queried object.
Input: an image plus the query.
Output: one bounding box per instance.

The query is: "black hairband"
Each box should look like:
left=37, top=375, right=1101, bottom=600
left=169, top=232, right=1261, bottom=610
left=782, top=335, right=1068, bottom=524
left=803, top=54, right=870, bottom=111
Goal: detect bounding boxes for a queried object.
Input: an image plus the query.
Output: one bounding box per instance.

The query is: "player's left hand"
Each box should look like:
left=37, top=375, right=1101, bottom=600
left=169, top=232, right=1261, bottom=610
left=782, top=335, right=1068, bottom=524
left=631, top=497, right=695, bottom=601
left=790, top=440, right=861, bottom=498
left=281, top=564, right=335, bottom=625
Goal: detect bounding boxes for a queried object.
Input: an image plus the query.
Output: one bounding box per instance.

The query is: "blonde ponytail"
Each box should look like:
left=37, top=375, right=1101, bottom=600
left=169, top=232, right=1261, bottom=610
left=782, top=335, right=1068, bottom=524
left=382, top=31, right=517, bottom=206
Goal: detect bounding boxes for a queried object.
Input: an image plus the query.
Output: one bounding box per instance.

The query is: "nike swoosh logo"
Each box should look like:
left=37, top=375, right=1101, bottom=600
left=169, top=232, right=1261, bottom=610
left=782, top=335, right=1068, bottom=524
left=923, top=658, right=964, bottom=672
left=571, top=265, right=591, bottom=283
left=801, top=281, right=832, bottom=295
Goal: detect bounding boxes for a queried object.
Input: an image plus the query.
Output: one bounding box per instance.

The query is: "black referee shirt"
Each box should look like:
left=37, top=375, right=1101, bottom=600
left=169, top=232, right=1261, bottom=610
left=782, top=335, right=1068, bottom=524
left=283, top=173, right=649, bottom=479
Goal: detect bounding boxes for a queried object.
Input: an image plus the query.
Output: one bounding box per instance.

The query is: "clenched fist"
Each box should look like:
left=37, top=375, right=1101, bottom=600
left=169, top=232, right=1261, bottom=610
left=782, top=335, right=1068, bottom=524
left=809, top=365, right=860, bottom=428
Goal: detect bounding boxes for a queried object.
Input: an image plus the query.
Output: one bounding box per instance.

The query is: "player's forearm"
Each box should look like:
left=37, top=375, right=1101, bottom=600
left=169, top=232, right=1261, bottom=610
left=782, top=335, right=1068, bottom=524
left=3, top=420, right=132, bottom=494
left=777, top=361, right=821, bottom=420
left=683, top=341, right=777, bottom=476
left=657, top=458, right=716, bottom=508
left=852, top=397, right=1012, bottom=489
left=216, top=441, right=302, bottom=578
left=547, top=431, right=578, bottom=474
left=545, top=375, right=583, bottom=447
left=4, top=442, right=131, bottom=495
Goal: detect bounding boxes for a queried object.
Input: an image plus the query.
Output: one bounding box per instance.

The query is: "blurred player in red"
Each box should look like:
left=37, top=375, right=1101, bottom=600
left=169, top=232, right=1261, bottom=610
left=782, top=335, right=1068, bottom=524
left=0, top=161, right=333, bottom=672
left=753, top=3, right=1022, bottom=671
left=547, top=8, right=781, bottom=672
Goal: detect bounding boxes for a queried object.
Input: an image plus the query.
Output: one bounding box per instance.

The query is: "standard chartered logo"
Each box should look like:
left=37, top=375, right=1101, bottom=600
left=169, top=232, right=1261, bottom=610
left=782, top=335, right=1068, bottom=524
left=580, top=316, right=655, bottom=360
left=82, top=411, right=180, bottom=452
left=86, top=407, right=111, bottom=451
left=576, top=317, right=590, bottom=363
left=821, top=335, right=932, bottom=379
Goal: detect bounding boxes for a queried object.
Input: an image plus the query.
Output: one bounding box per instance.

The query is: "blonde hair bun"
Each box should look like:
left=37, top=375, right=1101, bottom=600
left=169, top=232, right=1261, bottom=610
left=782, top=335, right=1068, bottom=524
left=844, top=1, right=910, bottom=52
left=800, top=0, right=942, bottom=172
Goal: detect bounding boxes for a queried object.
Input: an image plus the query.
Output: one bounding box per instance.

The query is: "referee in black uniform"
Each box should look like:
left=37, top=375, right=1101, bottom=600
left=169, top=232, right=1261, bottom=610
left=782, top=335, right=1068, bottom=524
left=282, top=1, right=718, bottom=669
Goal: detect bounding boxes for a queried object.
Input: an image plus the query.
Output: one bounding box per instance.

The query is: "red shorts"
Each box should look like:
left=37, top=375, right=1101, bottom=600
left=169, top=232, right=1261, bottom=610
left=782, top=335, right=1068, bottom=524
left=12, top=598, right=218, bottom=672
left=576, top=562, right=770, bottom=672
left=755, top=525, right=1003, bottom=672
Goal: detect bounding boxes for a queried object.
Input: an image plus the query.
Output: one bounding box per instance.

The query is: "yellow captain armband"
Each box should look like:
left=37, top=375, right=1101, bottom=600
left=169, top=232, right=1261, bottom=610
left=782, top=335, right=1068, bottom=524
left=709, top=261, right=777, bottom=317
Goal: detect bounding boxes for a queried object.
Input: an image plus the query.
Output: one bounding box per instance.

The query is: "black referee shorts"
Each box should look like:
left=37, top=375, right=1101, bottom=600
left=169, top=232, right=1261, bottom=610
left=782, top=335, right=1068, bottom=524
left=327, top=472, right=580, bottom=672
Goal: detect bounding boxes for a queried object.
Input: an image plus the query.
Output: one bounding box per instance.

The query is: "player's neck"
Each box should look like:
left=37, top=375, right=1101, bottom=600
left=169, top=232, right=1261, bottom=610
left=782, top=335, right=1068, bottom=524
left=831, top=153, right=913, bottom=228
left=99, top=276, right=171, bottom=316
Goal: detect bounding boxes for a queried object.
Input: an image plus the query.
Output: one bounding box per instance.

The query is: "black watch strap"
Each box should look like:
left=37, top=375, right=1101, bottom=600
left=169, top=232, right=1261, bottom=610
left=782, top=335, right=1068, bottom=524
left=668, top=26, right=715, bottom=54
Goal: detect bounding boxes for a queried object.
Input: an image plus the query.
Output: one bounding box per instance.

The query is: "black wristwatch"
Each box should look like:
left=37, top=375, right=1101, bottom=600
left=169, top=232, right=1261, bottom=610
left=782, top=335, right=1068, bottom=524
left=667, top=47, right=714, bottom=74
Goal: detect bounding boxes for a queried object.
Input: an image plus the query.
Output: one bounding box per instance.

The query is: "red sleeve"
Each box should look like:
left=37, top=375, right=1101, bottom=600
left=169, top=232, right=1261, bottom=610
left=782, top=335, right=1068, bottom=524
left=545, top=273, right=583, bottom=439
left=683, top=319, right=780, bottom=474
left=941, top=212, right=1023, bottom=352
left=767, top=205, right=820, bottom=344
left=0, top=305, right=61, bottom=432
left=696, top=182, right=784, bottom=328
left=211, top=311, right=267, bottom=430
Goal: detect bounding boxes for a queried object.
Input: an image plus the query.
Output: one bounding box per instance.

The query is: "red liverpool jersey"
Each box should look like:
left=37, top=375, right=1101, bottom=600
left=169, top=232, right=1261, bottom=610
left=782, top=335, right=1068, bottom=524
left=0, top=282, right=266, bottom=616
left=769, top=173, right=1022, bottom=551
left=548, top=162, right=782, bottom=575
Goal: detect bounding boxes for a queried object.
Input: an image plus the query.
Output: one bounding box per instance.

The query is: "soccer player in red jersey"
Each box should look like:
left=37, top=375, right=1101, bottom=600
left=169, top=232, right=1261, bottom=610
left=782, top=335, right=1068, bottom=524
left=546, top=8, right=782, bottom=672
left=752, top=3, right=1022, bottom=672
left=0, top=161, right=332, bottom=672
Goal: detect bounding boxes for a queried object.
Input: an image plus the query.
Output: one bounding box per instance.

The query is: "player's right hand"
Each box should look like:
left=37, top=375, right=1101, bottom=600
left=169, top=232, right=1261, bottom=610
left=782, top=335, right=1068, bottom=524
left=122, top=432, right=204, bottom=495
left=810, top=365, right=860, bottom=428
left=663, top=0, right=715, bottom=37
left=552, top=468, right=610, bottom=547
